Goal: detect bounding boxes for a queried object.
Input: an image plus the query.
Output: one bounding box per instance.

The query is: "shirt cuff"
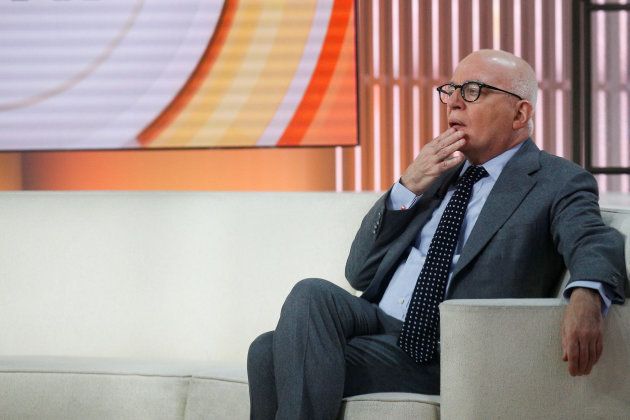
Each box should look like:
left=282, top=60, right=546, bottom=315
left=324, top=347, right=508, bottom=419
left=563, top=281, right=613, bottom=316
left=387, top=181, right=420, bottom=211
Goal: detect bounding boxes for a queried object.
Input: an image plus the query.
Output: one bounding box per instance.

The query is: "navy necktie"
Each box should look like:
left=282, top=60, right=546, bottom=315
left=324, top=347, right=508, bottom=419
left=398, top=165, right=489, bottom=364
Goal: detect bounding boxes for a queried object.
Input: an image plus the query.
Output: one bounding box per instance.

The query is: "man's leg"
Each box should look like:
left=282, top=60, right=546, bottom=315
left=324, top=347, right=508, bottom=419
left=247, top=331, right=277, bottom=419
left=343, top=308, right=440, bottom=396
left=246, top=279, right=437, bottom=419
left=271, top=278, right=381, bottom=420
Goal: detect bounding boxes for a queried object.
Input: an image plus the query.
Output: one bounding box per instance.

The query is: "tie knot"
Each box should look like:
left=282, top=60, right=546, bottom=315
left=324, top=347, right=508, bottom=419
left=457, top=165, right=488, bottom=186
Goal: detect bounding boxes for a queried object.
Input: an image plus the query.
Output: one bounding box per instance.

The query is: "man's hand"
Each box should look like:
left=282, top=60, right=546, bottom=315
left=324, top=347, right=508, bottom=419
left=400, top=128, right=467, bottom=195
left=561, top=288, right=603, bottom=376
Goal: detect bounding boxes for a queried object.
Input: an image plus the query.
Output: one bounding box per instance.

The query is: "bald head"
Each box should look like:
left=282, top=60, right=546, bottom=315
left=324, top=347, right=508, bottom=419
left=460, top=49, right=538, bottom=106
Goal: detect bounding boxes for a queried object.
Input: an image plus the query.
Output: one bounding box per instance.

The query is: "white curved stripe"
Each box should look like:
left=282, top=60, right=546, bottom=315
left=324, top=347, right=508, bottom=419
left=256, top=0, right=333, bottom=146
left=87, top=0, right=222, bottom=148
left=0, top=0, right=143, bottom=109
left=0, top=0, right=223, bottom=150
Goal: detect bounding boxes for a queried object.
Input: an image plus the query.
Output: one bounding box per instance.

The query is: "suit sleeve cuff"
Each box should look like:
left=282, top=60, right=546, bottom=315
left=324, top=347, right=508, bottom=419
left=563, top=281, right=613, bottom=316
left=387, top=181, right=420, bottom=211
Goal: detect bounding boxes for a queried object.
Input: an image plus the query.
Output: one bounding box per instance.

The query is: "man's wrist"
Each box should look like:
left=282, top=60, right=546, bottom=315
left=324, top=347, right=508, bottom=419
left=564, top=281, right=613, bottom=316
left=388, top=180, right=420, bottom=211
left=400, top=174, right=425, bottom=195
left=569, top=287, right=602, bottom=311
left=399, top=175, right=413, bottom=192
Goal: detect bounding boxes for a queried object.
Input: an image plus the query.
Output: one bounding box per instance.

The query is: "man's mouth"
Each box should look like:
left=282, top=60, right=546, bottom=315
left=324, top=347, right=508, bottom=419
left=449, top=119, right=465, bottom=130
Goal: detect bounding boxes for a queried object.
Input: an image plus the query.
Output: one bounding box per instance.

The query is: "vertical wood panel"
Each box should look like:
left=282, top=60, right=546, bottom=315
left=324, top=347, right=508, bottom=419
left=520, top=1, right=536, bottom=66
left=439, top=1, right=453, bottom=77
left=399, top=0, right=414, bottom=172
left=342, top=147, right=356, bottom=191
left=378, top=0, right=393, bottom=190
left=561, top=0, right=572, bottom=159
left=479, top=0, right=494, bottom=48
left=419, top=2, right=433, bottom=148
left=344, top=0, right=628, bottom=193
left=501, top=0, right=514, bottom=51
left=361, top=0, right=373, bottom=191
left=0, top=154, right=23, bottom=190
left=543, top=0, right=554, bottom=153
left=459, top=0, right=473, bottom=55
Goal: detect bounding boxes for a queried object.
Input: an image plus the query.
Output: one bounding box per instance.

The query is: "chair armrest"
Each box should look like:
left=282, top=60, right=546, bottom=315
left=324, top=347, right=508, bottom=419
left=439, top=299, right=630, bottom=419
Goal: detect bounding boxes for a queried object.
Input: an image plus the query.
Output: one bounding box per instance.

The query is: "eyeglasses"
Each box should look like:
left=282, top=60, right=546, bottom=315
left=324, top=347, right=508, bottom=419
left=436, top=81, right=523, bottom=104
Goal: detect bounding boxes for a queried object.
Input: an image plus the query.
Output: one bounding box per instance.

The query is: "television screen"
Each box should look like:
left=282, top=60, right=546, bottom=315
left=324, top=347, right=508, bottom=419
left=0, top=0, right=357, bottom=150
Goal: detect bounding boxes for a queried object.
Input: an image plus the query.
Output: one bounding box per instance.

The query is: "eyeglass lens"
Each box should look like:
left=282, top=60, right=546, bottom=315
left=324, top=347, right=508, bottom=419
left=439, top=82, right=481, bottom=103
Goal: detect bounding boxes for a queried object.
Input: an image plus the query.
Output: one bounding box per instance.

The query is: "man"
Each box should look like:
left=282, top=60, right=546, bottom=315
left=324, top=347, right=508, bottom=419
left=247, top=50, right=627, bottom=420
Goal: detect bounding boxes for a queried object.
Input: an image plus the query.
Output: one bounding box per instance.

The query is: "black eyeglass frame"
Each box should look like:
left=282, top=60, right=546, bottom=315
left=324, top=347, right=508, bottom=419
left=436, top=81, right=524, bottom=104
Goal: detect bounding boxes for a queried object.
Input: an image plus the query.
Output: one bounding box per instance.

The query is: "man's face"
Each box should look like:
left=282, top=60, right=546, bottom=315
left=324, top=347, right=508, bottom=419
left=446, top=55, right=522, bottom=164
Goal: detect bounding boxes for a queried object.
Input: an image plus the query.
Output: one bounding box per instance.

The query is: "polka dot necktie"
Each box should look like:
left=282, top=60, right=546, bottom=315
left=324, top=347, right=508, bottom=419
left=398, top=165, right=489, bottom=364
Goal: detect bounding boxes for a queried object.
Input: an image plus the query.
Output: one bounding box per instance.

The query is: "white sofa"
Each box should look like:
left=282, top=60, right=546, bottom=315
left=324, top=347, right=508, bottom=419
left=0, top=191, right=627, bottom=419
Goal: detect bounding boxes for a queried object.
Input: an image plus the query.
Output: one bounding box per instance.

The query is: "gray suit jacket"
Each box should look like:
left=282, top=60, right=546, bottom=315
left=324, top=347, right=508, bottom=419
left=346, top=139, right=627, bottom=304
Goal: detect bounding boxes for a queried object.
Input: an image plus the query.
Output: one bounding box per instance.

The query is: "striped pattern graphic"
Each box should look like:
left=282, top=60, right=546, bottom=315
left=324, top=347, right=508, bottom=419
left=0, top=0, right=357, bottom=150
left=141, top=0, right=357, bottom=148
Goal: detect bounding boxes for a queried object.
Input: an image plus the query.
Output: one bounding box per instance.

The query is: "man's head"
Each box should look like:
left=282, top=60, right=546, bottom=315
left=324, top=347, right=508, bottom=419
left=443, top=49, right=537, bottom=164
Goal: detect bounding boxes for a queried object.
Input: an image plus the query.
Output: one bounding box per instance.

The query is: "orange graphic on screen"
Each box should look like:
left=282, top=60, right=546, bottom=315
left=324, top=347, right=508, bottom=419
left=138, top=0, right=357, bottom=148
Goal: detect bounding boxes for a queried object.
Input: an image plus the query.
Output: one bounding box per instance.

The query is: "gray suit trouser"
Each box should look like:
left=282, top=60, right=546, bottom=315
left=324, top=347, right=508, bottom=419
left=247, top=278, right=440, bottom=420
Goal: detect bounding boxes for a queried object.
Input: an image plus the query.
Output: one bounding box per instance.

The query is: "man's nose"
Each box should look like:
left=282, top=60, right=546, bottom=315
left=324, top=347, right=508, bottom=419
left=447, top=88, right=465, bottom=110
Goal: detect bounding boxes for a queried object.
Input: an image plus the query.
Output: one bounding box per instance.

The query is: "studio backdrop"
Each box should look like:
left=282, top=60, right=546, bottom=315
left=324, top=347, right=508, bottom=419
left=0, top=0, right=357, bottom=150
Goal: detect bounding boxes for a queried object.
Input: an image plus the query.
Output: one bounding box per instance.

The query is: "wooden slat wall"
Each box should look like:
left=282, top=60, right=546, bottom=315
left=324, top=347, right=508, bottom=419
left=591, top=2, right=630, bottom=191
left=337, top=0, right=629, bottom=192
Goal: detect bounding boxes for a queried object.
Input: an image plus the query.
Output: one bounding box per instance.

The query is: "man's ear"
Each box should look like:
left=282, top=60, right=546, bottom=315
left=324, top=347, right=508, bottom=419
left=513, top=100, right=533, bottom=131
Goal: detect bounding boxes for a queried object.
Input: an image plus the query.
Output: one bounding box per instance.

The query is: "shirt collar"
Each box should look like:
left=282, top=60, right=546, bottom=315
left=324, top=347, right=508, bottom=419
left=460, top=141, right=525, bottom=181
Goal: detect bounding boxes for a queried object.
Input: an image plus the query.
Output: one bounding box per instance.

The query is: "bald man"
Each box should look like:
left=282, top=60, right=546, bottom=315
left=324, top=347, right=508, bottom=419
left=247, top=50, right=627, bottom=420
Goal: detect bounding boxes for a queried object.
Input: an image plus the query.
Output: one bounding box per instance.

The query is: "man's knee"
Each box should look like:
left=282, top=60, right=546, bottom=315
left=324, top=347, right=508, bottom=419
left=287, top=277, right=337, bottom=302
left=247, top=331, right=274, bottom=372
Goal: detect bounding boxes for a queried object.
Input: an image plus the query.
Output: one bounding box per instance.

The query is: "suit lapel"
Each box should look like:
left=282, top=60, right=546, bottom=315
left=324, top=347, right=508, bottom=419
left=450, top=139, right=541, bottom=281
left=374, top=165, right=463, bottom=285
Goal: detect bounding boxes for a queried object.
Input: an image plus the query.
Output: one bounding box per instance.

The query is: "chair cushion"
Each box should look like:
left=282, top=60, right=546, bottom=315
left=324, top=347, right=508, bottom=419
left=0, top=356, right=249, bottom=420
left=339, top=392, right=440, bottom=420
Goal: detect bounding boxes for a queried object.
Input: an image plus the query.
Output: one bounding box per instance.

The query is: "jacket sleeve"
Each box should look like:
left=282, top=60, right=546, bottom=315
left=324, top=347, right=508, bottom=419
left=550, top=170, right=627, bottom=303
left=345, top=188, right=421, bottom=291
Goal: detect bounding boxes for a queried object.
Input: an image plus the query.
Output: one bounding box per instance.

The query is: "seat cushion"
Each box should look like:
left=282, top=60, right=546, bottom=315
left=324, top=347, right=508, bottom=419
left=339, top=392, right=440, bottom=420
left=0, top=356, right=249, bottom=420
left=0, top=371, right=189, bottom=420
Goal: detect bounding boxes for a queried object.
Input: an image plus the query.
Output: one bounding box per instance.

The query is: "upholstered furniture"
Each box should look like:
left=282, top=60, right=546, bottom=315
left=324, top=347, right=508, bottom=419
left=0, top=192, right=627, bottom=419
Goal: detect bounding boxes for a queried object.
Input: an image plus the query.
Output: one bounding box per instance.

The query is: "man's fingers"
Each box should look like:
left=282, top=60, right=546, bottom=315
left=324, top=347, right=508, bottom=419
left=436, top=138, right=466, bottom=161
left=579, top=338, right=590, bottom=375
left=432, top=128, right=465, bottom=150
left=432, top=127, right=457, bottom=143
left=441, top=151, right=465, bottom=169
left=596, top=337, right=603, bottom=362
left=585, top=340, right=597, bottom=375
left=561, top=337, right=568, bottom=361
left=568, top=341, right=579, bottom=376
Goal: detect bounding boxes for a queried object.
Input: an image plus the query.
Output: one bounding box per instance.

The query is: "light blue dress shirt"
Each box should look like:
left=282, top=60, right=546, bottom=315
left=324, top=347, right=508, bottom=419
left=379, top=142, right=611, bottom=321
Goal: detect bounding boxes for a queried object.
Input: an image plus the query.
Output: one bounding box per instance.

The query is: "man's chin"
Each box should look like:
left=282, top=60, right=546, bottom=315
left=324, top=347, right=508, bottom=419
left=459, top=141, right=472, bottom=156
left=459, top=144, right=482, bottom=165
